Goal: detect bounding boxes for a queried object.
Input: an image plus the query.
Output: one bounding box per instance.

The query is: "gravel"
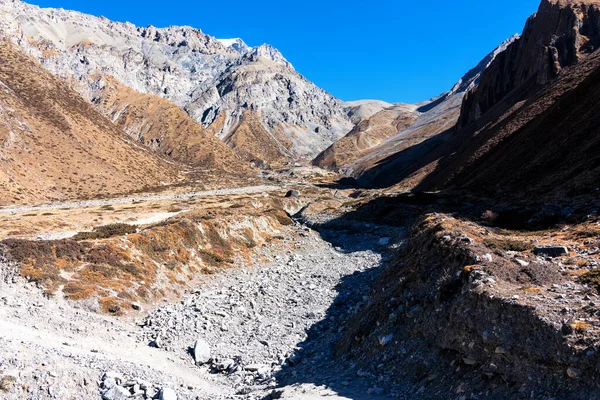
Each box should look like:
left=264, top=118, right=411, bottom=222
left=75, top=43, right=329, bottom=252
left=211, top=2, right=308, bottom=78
left=0, top=215, right=403, bottom=399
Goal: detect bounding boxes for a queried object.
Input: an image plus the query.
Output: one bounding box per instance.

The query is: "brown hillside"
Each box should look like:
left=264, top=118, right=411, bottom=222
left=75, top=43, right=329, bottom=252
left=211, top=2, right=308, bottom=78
left=0, top=41, right=182, bottom=206
left=425, top=49, right=600, bottom=202
left=94, top=76, right=248, bottom=173
left=313, top=105, right=418, bottom=170
left=222, top=111, right=289, bottom=164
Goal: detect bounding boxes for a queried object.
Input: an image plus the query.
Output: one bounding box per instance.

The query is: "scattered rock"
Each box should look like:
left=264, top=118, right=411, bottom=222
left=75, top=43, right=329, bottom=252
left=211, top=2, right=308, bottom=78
left=567, top=367, right=582, bottom=379
left=193, top=338, right=211, bottom=364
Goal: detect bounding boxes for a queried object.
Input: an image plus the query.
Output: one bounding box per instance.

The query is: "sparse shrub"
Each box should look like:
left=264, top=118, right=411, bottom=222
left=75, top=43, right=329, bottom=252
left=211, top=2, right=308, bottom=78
left=0, top=375, right=17, bottom=392
left=571, top=321, right=591, bottom=333
left=481, top=210, right=499, bottom=224
left=73, top=223, right=137, bottom=241
left=580, top=269, right=600, bottom=291
left=574, top=227, right=600, bottom=238
left=268, top=209, right=293, bottom=226
left=521, top=287, right=542, bottom=293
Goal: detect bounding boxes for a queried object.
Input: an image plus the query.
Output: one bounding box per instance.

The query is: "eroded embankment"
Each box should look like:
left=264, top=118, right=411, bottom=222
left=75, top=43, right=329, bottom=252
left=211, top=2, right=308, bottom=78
left=0, top=197, right=295, bottom=314
left=335, top=213, right=600, bottom=399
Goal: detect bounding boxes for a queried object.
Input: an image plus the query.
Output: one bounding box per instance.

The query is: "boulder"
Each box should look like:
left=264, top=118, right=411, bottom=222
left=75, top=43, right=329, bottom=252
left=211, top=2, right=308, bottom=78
left=193, top=338, right=211, bottom=364
left=285, top=190, right=301, bottom=198
left=102, top=386, right=130, bottom=400
left=159, top=387, right=177, bottom=400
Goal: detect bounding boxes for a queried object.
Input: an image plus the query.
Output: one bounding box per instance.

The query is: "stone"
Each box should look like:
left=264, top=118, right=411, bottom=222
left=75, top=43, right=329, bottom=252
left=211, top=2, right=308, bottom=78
left=102, top=385, right=130, bottom=400
left=515, top=259, right=530, bottom=267
left=533, top=246, right=568, bottom=258
left=378, top=334, right=393, bottom=346
left=193, top=338, right=211, bottom=364
left=131, top=302, right=142, bottom=311
left=567, top=367, right=582, bottom=379
left=159, top=387, right=177, bottom=400
left=285, top=190, right=301, bottom=198
left=378, top=237, right=390, bottom=246
left=244, top=364, right=266, bottom=372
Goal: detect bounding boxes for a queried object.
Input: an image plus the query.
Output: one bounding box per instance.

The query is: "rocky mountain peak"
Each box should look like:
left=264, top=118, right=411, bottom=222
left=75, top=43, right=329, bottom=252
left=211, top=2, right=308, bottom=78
left=0, top=0, right=353, bottom=161
left=459, top=0, right=600, bottom=127
left=217, top=38, right=251, bottom=54
left=249, top=43, right=293, bottom=68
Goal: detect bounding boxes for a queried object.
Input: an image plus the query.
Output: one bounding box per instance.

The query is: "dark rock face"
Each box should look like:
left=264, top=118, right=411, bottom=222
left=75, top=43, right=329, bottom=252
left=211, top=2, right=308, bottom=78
left=533, top=246, right=569, bottom=257
left=459, top=0, right=600, bottom=128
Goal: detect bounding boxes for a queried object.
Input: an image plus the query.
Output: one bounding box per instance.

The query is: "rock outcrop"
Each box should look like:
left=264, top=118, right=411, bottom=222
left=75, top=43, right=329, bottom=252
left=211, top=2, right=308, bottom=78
left=459, top=0, right=600, bottom=127
left=0, top=0, right=353, bottom=161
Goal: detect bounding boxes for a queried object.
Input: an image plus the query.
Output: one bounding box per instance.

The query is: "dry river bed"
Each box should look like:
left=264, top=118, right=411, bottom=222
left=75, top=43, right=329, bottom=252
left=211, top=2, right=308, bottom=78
left=0, top=218, right=405, bottom=399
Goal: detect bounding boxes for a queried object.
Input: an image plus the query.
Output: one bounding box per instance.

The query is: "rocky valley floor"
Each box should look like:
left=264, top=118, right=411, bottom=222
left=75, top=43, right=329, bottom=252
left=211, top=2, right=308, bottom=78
left=0, top=204, right=404, bottom=400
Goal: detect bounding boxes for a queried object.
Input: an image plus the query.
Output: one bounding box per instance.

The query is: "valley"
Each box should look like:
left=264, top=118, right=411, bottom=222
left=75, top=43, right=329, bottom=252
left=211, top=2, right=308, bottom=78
left=0, top=0, right=600, bottom=399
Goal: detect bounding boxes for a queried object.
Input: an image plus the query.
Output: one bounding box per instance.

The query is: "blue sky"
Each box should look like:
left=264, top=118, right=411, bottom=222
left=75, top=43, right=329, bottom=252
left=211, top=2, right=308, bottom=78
left=31, top=0, right=540, bottom=103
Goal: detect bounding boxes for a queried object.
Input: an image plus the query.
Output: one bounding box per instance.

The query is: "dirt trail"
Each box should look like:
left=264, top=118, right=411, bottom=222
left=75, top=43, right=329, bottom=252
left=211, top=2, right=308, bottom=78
left=0, top=185, right=282, bottom=215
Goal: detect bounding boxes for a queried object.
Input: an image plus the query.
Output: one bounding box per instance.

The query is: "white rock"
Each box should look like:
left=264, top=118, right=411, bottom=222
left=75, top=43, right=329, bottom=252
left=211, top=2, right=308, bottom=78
left=193, top=338, right=211, bottom=364
left=102, top=386, right=130, bottom=400
left=159, top=387, right=177, bottom=400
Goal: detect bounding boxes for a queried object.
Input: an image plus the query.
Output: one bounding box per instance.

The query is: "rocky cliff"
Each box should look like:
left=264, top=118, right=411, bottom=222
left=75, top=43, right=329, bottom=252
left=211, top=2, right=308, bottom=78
left=459, top=0, right=600, bottom=127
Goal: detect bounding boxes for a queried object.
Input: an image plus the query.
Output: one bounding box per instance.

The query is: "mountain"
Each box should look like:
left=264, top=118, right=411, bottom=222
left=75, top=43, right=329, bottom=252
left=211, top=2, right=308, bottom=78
left=343, top=100, right=394, bottom=125
left=459, top=0, right=600, bottom=128
left=0, top=40, right=181, bottom=205
left=93, top=75, right=248, bottom=171
left=217, top=38, right=251, bottom=54
left=353, top=0, right=600, bottom=203
left=314, top=35, right=518, bottom=175
left=312, top=104, right=419, bottom=170
left=417, top=0, right=600, bottom=200
left=0, top=0, right=353, bottom=162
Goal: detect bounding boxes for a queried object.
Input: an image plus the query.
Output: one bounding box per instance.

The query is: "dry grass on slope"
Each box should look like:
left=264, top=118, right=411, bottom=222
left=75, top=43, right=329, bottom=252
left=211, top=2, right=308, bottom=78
left=223, top=111, right=290, bottom=164
left=95, top=76, right=249, bottom=173
left=1, top=198, right=293, bottom=315
left=0, top=41, right=182, bottom=205
left=313, top=106, right=418, bottom=170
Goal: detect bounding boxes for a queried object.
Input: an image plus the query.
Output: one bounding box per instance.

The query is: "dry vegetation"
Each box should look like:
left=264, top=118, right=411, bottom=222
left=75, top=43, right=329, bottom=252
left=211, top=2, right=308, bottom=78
left=0, top=197, right=293, bottom=314
left=0, top=41, right=183, bottom=205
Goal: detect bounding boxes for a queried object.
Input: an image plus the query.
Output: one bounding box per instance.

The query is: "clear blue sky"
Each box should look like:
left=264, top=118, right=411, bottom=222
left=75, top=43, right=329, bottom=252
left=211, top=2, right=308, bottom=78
left=31, top=0, right=540, bottom=103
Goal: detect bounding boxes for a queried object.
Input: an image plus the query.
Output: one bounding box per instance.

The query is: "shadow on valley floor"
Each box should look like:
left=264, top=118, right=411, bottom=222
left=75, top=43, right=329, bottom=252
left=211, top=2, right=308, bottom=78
left=266, top=194, right=476, bottom=399
left=267, top=192, right=597, bottom=399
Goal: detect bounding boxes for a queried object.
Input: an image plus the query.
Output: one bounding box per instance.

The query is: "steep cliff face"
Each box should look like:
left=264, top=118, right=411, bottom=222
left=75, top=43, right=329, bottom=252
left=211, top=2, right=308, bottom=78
left=0, top=0, right=353, bottom=161
left=459, top=0, right=600, bottom=127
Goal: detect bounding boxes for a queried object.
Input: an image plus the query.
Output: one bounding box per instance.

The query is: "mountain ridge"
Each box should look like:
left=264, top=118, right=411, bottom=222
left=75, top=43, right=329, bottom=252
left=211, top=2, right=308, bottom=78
left=0, top=0, right=353, bottom=162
